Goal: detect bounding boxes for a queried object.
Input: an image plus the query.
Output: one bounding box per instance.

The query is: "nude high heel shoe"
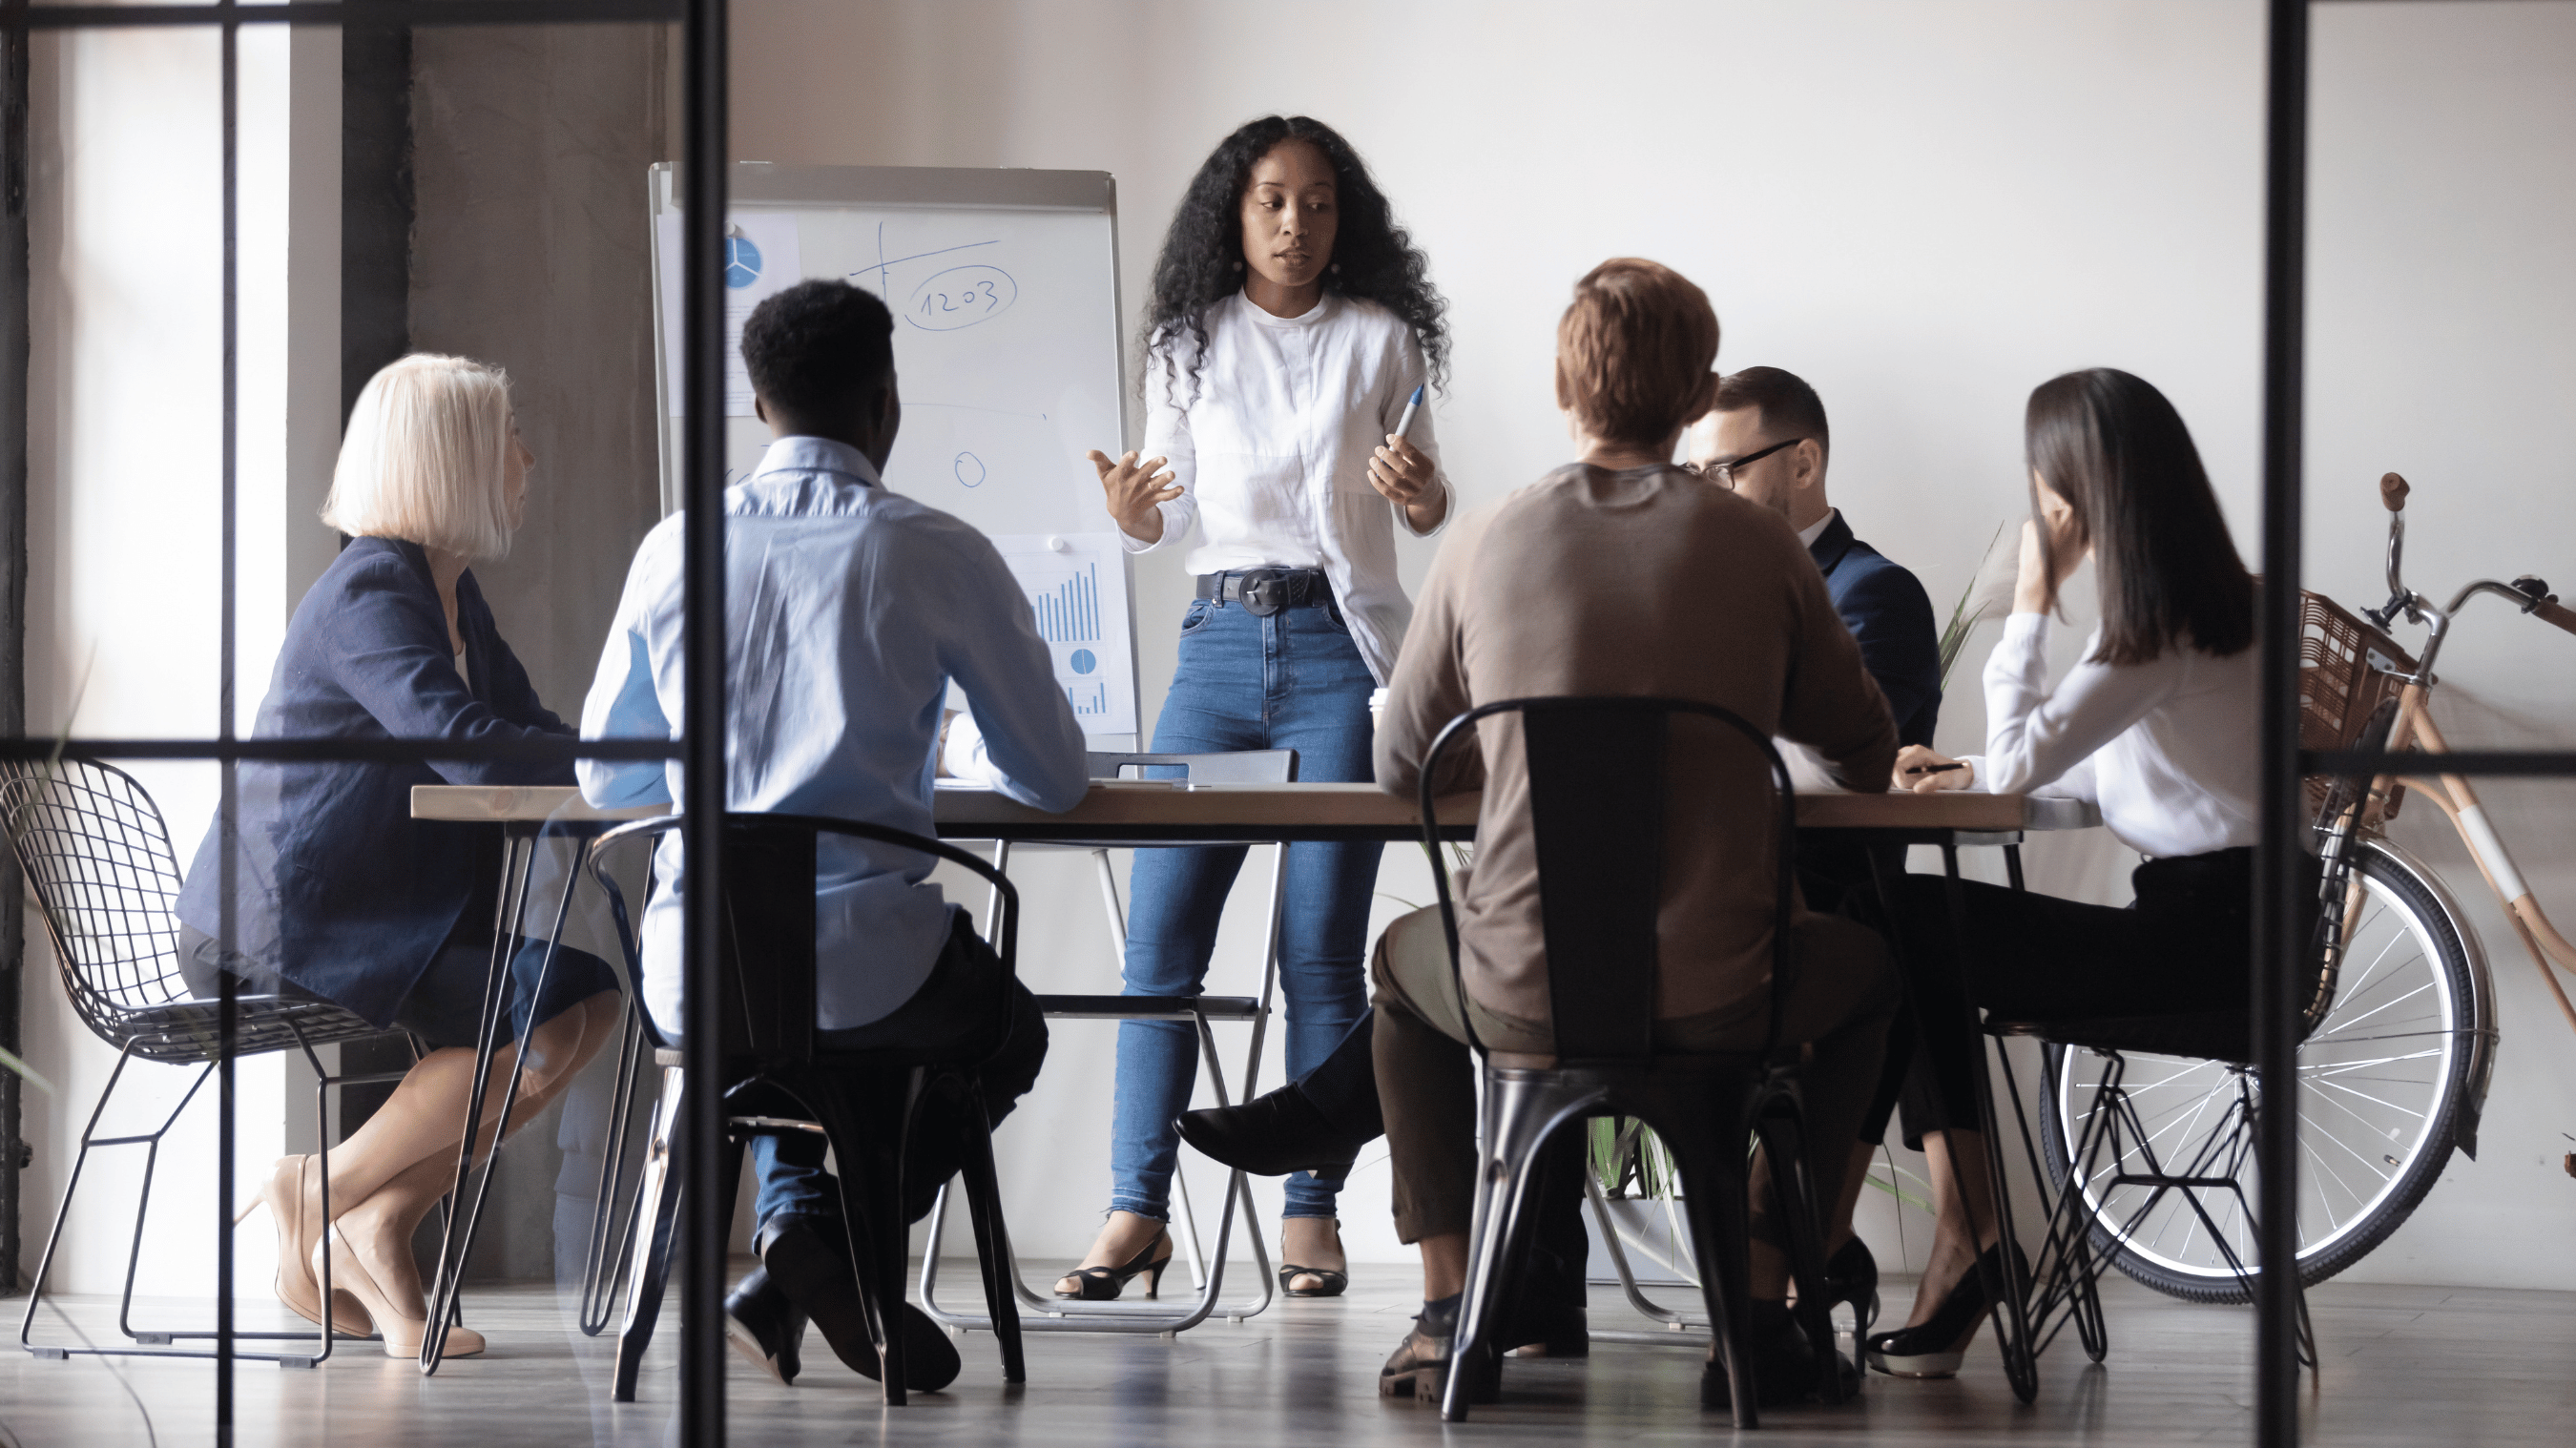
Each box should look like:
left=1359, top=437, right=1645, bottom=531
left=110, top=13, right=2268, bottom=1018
left=235, top=1155, right=374, bottom=1337
left=320, top=1227, right=485, bottom=1359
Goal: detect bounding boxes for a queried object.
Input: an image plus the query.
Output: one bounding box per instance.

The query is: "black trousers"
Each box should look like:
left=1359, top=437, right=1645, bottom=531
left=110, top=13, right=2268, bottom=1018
left=748, top=908, right=1049, bottom=1242
left=1867, top=846, right=2313, bottom=1148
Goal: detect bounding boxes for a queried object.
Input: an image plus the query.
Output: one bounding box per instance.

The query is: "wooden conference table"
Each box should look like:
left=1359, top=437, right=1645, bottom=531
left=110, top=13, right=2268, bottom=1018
left=405, top=780, right=2098, bottom=1359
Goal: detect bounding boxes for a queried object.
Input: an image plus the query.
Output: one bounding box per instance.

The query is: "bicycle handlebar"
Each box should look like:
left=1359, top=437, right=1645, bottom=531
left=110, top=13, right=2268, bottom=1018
left=2380, top=471, right=2409, bottom=512
left=2532, top=595, right=2576, bottom=639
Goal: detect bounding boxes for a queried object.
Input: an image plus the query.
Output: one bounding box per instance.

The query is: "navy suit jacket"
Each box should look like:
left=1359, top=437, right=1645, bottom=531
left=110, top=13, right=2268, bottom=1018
left=176, top=537, right=573, bottom=1024
left=1809, top=511, right=1942, bottom=749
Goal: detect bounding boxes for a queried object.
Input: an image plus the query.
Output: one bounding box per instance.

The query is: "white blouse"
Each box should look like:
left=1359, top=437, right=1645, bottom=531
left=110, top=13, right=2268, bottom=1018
left=1128, top=291, right=1448, bottom=683
left=1962, top=611, right=2259, bottom=858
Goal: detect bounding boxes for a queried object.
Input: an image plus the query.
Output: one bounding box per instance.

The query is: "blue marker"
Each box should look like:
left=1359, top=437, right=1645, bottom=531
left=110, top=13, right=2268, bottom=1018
left=1393, top=383, right=1424, bottom=443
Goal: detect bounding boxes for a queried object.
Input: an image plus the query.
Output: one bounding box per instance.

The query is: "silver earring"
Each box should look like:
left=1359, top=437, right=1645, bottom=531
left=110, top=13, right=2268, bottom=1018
left=1233, top=259, right=1244, bottom=272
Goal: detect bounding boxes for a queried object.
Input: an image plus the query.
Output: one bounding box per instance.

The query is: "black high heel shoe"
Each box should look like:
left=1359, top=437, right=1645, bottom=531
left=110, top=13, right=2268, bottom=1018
left=1826, top=1237, right=1880, bottom=1346
left=1863, top=1240, right=2025, bottom=1378
left=1054, top=1229, right=1174, bottom=1302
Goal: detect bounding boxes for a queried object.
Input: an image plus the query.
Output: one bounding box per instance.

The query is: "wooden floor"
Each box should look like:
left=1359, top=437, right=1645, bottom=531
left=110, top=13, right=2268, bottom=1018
left=4, top=1263, right=2572, bottom=1446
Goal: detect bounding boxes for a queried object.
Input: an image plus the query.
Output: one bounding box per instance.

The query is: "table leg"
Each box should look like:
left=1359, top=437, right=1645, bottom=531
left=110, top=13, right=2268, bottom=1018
left=419, top=827, right=595, bottom=1372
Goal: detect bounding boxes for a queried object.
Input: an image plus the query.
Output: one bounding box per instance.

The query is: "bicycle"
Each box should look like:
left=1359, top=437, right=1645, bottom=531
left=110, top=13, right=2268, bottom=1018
left=2035, top=470, right=2576, bottom=1302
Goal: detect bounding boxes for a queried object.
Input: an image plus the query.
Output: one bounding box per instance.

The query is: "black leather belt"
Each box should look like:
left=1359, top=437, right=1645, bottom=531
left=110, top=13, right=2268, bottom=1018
left=1195, top=568, right=1331, bottom=617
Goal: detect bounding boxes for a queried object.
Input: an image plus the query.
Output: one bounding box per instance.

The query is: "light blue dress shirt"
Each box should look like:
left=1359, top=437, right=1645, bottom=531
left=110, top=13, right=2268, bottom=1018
left=579, top=435, right=1089, bottom=1034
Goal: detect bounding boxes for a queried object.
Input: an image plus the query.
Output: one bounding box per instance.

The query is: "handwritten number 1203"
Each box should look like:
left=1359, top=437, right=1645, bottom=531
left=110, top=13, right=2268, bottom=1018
left=923, top=279, right=1001, bottom=319
left=905, top=264, right=1018, bottom=332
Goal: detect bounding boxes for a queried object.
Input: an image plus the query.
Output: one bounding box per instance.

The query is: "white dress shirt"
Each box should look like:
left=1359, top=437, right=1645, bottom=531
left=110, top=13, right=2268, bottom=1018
left=579, top=436, right=1089, bottom=1035
left=1129, top=292, right=1448, bottom=683
left=1961, top=611, right=2258, bottom=858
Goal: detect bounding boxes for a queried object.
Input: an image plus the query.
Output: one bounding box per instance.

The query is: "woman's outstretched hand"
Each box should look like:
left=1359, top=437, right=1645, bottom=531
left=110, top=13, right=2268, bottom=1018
left=1089, top=449, right=1181, bottom=544
left=1894, top=744, right=1973, bottom=794
left=1369, top=434, right=1446, bottom=530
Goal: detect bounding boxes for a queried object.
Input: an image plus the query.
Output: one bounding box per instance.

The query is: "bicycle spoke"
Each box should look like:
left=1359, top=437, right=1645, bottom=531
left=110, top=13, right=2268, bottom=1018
left=2323, top=980, right=2435, bottom=1035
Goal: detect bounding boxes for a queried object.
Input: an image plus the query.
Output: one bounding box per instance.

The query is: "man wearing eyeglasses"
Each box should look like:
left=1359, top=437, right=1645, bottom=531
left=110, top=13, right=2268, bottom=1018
left=1686, top=364, right=1942, bottom=1269
left=1686, top=367, right=1942, bottom=754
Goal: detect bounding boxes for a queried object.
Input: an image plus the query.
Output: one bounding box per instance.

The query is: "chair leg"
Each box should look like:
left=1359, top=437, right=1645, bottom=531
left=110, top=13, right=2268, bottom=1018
left=1667, top=1127, right=1758, bottom=1430
left=613, top=1068, right=686, bottom=1404
left=955, top=1076, right=1026, bottom=1383
left=20, top=1047, right=141, bottom=1356
left=814, top=1076, right=907, bottom=1406
left=1753, top=1083, right=1841, bottom=1402
left=1441, top=1071, right=1571, bottom=1423
left=578, top=1001, right=650, bottom=1337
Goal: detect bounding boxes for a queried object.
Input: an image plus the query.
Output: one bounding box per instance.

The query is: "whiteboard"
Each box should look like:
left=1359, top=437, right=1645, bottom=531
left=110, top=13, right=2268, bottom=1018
left=648, top=163, right=1140, bottom=745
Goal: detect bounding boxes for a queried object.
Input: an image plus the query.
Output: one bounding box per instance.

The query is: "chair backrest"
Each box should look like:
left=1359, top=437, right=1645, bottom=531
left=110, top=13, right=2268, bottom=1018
left=1086, top=749, right=1298, bottom=784
left=0, top=757, right=191, bottom=1037
left=1416, top=696, right=1796, bottom=1062
left=587, top=812, right=1022, bottom=1066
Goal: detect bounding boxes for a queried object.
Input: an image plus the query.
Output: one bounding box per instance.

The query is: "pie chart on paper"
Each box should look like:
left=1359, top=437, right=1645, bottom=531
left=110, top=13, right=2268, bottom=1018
left=725, top=235, right=763, bottom=289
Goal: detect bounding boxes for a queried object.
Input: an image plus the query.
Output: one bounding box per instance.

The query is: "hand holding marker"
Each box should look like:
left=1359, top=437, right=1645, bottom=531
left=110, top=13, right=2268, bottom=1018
left=1368, top=384, right=1434, bottom=508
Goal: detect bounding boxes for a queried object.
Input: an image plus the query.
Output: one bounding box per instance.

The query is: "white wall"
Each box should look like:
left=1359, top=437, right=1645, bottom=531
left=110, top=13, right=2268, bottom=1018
left=21, top=25, right=343, bottom=1297
left=732, top=0, right=2576, bottom=1290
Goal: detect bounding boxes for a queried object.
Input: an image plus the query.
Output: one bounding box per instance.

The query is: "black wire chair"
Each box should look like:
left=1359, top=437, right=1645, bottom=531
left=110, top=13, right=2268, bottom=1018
left=1, top=757, right=409, bottom=1367
left=1971, top=699, right=2386, bottom=1387
left=1417, top=696, right=1845, bottom=1428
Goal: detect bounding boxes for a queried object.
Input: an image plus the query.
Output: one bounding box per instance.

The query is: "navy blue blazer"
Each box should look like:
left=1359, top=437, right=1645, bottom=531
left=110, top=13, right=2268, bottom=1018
left=176, top=537, right=574, bottom=1025
left=1810, top=512, right=1942, bottom=750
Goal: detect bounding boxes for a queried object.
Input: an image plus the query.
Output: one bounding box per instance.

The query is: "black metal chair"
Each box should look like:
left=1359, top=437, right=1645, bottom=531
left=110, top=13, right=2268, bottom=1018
left=0, top=758, right=408, bottom=1366
left=1416, top=697, right=1845, bottom=1428
left=1970, top=701, right=2388, bottom=1388
left=584, top=812, right=1028, bottom=1405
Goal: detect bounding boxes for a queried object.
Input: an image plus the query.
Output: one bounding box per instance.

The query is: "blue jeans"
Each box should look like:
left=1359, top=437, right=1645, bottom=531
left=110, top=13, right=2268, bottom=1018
left=1110, top=593, right=1381, bottom=1222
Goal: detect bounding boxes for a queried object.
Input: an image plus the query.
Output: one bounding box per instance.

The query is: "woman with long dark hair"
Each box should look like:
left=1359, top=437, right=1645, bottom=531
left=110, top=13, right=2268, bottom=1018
left=1064, top=115, right=1450, bottom=1301
left=1861, top=367, right=2302, bottom=1378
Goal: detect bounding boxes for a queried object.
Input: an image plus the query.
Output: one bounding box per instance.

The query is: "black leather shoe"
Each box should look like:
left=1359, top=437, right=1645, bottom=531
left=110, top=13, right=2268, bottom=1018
left=1703, top=1300, right=1855, bottom=1409
left=723, top=1265, right=805, bottom=1385
left=1174, top=1086, right=1361, bottom=1178
left=762, top=1218, right=962, bottom=1392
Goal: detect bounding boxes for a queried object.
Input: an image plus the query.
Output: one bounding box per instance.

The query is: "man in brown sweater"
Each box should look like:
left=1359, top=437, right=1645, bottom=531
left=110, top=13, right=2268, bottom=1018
left=1370, top=259, right=1899, bottom=1407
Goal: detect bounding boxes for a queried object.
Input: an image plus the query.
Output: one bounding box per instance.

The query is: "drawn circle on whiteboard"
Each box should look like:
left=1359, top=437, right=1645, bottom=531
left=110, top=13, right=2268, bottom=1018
left=723, top=236, right=762, bottom=289
left=906, top=264, right=1019, bottom=331
left=953, top=452, right=987, bottom=487
left=1070, top=649, right=1098, bottom=675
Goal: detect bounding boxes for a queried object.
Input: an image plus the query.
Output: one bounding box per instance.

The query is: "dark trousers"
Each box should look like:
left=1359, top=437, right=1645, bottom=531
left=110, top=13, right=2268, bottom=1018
left=748, top=908, right=1049, bottom=1248
left=1869, top=846, right=2311, bottom=1148
left=1370, top=906, right=1896, bottom=1258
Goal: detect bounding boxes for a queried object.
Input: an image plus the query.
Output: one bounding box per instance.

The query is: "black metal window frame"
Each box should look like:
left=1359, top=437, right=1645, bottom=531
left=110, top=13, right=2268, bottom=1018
left=0, top=4, right=2564, bottom=1448
left=0, top=2, right=730, bottom=1444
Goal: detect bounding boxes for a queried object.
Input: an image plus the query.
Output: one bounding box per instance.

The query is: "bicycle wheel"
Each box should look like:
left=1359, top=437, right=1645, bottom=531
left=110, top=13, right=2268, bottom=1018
left=2038, top=843, right=2477, bottom=1302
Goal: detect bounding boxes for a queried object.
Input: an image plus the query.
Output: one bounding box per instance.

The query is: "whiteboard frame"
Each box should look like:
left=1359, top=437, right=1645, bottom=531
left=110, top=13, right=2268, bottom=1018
left=646, top=162, right=1140, bottom=750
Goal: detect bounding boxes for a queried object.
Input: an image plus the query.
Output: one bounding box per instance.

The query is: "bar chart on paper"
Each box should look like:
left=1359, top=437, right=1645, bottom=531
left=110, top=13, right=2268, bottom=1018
left=993, top=532, right=1137, bottom=735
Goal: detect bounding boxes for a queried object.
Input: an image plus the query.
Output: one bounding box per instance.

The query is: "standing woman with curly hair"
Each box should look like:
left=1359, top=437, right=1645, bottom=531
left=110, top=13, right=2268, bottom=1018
left=1061, top=116, right=1450, bottom=1302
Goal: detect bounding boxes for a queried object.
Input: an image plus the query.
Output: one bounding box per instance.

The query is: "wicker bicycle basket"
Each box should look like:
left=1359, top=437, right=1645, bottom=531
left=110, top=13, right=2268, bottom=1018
left=2299, top=590, right=2418, bottom=826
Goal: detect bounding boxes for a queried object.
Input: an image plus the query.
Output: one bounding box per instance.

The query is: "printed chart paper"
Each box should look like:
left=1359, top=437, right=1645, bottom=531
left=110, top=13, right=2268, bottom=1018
left=657, top=211, right=802, bottom=417
left=989, top=532, right=1136, bottom=736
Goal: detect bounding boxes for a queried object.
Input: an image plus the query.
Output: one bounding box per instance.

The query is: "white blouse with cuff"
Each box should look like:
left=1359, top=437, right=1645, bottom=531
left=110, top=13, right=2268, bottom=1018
left=1128, top=291, right=1448, bottom=685
left=1959, top=610, right=2259, bottom=859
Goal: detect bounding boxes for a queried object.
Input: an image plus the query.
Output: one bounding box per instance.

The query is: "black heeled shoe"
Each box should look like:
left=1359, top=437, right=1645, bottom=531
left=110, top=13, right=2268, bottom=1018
left=1174, top=1088, right=1361, bottom=1178
left=1826, top=1237, right=1880, bottom=1345
left=1054, top=1229, right=1174, bottom=1301
left=1278, top=1218, right=1350, bottom=1298
left=1702, top=1300, right=1857, bottom=1409
left=1864, top=1240, right=2025, bottom=1378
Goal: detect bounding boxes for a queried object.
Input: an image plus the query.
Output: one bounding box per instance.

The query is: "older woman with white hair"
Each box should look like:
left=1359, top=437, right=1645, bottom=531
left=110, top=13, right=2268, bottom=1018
left=177, top=354, right=623, bottom=1358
